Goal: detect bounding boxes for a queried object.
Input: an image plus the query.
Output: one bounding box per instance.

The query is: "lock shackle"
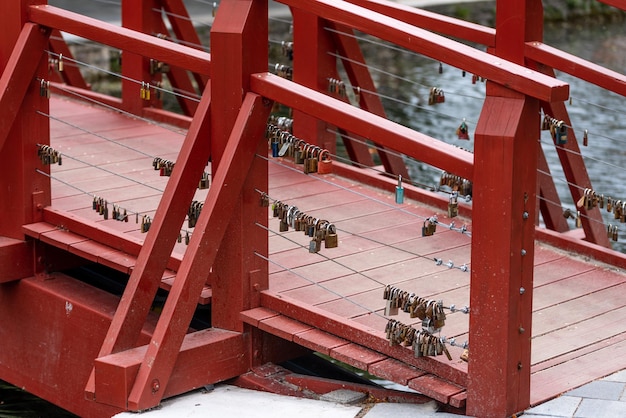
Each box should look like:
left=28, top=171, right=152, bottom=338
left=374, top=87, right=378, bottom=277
left=318, top=149, right=331, bottom=162
left=309, top=145, right=321, bottom=158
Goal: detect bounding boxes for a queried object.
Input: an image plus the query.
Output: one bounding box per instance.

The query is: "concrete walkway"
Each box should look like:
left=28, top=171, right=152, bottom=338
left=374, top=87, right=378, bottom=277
left=114, top=369, right=626, bottom=417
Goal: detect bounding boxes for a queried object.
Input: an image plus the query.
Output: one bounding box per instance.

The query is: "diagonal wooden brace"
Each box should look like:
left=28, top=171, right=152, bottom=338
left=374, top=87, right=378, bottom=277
left=124, top=92, right=271, bottom=411
left=86, top=82, right=213, bottom=401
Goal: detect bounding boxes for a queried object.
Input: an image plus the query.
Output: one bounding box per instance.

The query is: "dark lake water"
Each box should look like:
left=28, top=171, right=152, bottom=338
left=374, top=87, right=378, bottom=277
left=362, top=17, right=626, bottom=253
left=1, top=3, right=624, bottom=417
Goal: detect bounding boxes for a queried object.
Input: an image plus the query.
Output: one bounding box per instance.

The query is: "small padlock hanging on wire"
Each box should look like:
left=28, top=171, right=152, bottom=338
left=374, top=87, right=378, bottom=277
left=395, top=175, right=404, bottom=204
left=456, top=118, right=470, bottom=140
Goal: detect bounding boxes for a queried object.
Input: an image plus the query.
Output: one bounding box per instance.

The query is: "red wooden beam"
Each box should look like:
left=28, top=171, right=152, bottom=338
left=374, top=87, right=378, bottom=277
left=541, top=99, right=611, bottom=248
left=290, top=9, right=361, bottom=162
left=596, top=0, right=626, bottom=11
left=0, top=237, right=33, bottom=282
left=94, top=329, right=247, bottom=408
left=468, top=89, right=539, bottom=417
left=259, top=292, right=468, bottom=387
left=28, top=5, right=211, bottom=76
left=125, top=93, right=271, bottom=411
left=278, top=0, right=569, bottom=102
left=0, top=23, right=49, bottom=153
left=48, top=29, right=90, bottom=90
left=344, top=0, right=496, bottom=47
left=526, top=42, right=626, bottom=97
left=161, top=0, right=208, bottom=91
left=329, top=22, right=410, bottom=179
left=0, top=273, right=157, bottom=418
left=537, top=149, right=570, bottom=233
left=85, top=82, right=212, bottom=399
left=42, top=207, right=182, bottom=272
left=251, top=72, right=474, bottom=180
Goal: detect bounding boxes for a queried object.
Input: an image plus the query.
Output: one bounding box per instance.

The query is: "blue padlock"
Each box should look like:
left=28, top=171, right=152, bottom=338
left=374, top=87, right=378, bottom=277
left=395, top=175, right=404, bottom=204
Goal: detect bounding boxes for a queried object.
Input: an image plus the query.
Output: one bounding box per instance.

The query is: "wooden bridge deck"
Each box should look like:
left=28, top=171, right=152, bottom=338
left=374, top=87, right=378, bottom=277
left=40, top=95, right=626, bottom=407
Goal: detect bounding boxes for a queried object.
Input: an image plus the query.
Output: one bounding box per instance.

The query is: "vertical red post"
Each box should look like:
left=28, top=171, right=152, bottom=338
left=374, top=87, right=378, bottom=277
left=121, top=0, right=161, bottom=115
left=210, top=0, right=269, bottom=332
left=0, top=0, right=50, bottom=239
left=467, top=1, right=541, bottom=415
left=468, top=88, right=538, bottom=417
left=290, top=9, right=338, bottom=153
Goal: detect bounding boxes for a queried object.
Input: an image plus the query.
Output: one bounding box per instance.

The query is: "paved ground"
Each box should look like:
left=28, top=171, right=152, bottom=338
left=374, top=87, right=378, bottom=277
left=113, top=369, right=626, bottom=417
left=524, top=370, right=626, bottom=418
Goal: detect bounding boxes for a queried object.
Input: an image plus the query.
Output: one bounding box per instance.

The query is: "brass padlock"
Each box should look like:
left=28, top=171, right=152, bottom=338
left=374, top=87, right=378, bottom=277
left=307, top=146, right=320, bottom=173
left=302, top=144, right=312, bottom=174
left=422, top=218, right=437, bottom=236
left=448, top=192, right=458, bottom=218
left=325, top=223, right=338, bottom=248
left=198, top=172, right=210, bottom=189
left=294, top=140, right=305, bottom=165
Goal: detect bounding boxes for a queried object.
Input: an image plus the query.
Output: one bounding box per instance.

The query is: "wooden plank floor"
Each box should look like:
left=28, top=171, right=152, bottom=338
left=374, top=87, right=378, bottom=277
left=46, top=96, right=626, bottom=406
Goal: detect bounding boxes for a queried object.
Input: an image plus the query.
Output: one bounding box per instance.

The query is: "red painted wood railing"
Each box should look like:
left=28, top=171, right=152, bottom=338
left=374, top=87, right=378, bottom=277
left=0, top=0, right=625, bottom=417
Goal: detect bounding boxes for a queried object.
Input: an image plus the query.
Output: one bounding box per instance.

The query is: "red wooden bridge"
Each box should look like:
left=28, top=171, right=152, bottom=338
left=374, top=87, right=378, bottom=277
left=1, top=0, right=625, bottom=417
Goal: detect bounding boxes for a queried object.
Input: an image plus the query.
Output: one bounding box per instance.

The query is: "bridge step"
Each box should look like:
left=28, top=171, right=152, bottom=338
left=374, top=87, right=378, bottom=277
left=22, top=221, right=211, bottom=304
left=240, top=307, right=466, bottom=408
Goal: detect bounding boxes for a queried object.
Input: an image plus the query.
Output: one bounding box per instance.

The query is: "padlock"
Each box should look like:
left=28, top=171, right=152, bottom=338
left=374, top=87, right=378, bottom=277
left=428, top=87, right=436, bottom=105
left=456, top=119, right=469, bottom=140
left=279, top=218, right=289, bottom=232
left=614, top=200, right=622, bottom=220
left=198, top=172, right=210, bottom=189
left=554, top=121, right=567, bottom=145
left=317, top=149, right=333, bottom=174
left=325, top=223, right=338, bottom=248
left=448, top=192, right=458, bottom=218
left=308, top=238, right=321, bottom=253
left=611, top=225, right=619, bottom=242
left=583, top=129, right=588, bottom=146
left=278, top=133, right=292, bottom=158
left=395, top=175, right=404, bottom=204
left=436, top=88, right=445, bottom=103
left=302, top=144, right=312, bottom=173
left=58, top=53, right=64, bottom=72
left=271, top=133, right=279, bottom=157
left=307, top=147, right=320, bottom=173
left=294, top=140, right=305, bottom=165
left=422, top=217, right=437, bottom=237
left=556, top=121, right=567, bottom=145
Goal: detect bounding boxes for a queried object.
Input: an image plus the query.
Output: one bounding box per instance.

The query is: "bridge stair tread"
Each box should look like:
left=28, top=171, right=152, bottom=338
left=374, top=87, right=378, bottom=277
left=240, top=306, right=466, bottom=407
left=22, top=221, right=212, bottom=305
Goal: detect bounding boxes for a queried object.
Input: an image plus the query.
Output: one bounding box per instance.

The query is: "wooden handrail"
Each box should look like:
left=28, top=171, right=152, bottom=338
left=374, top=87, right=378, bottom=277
left=345, top=0, right=496, bottom=46
left=525, top=41, right=626, bottom=97
left=279, top=0, right=569, bottom=102
left=28, top=5, right=211, bottom=76
left=251, top=72, right=474, bottom=179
